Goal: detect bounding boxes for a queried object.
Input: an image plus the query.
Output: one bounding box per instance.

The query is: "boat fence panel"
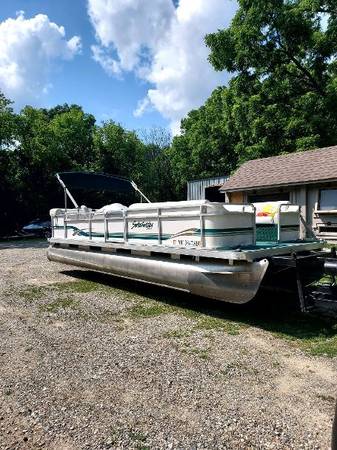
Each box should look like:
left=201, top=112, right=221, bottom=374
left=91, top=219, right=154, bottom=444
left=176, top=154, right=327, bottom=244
left=50, top=202, right=256, bottom=250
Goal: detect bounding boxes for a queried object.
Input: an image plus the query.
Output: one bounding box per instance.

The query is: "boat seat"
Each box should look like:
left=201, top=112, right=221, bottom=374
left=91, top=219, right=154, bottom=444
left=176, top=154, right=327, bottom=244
left=254, top=201, right=300, bottom=242
left=94, top=203, right=127, bottom=216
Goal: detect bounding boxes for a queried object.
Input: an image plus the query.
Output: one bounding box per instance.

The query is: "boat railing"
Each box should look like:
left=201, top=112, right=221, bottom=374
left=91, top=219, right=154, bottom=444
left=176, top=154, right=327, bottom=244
left=54, top=203, right=257, bottom=247
left=277, top=203, right=301, bottom=242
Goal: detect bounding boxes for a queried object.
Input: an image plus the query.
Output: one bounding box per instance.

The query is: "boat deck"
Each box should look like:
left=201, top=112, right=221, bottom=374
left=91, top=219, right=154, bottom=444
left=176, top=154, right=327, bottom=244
left=49, top=237, right=324, bottom=262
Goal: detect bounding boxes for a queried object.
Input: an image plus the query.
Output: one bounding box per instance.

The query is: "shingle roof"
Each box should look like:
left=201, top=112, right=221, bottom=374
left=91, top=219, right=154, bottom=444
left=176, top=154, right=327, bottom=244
left=220, top=145, right=337, bottom=192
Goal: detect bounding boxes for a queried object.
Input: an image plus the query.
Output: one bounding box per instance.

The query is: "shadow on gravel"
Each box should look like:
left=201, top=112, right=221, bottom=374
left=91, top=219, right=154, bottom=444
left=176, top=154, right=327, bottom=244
left=0, top=238, right=48, bottom=250
left=61, top=269, right=337, bottom=350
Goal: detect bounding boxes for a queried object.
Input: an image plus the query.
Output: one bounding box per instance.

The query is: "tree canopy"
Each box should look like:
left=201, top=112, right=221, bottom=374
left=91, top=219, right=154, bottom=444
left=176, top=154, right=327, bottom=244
left=170, top=0, right=337, bottom=190
left=0, top=96, right=173, bottom=235
left=206, top=0, right=337, bottom=159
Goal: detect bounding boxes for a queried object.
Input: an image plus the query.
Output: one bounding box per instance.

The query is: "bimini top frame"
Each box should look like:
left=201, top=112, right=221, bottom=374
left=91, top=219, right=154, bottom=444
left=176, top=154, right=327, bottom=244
left=56, top=172, right=151, bottom=209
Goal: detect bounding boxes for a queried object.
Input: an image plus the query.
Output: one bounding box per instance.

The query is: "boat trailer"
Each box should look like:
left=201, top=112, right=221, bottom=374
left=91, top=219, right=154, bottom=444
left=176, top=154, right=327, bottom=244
left=266, top=247, right=337, bottom=313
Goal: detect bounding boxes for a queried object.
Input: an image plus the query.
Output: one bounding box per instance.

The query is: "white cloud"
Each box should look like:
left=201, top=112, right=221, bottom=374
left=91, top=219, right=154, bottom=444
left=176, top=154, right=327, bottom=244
left=0, top=11, right=81, bottom=108
left=91, top=44, right=122, bottom=77
left=88, top=0, right=237, bottom=133
left=133, top=97, right=151, bottom=118
left=88, top=0, right=174, bottom=72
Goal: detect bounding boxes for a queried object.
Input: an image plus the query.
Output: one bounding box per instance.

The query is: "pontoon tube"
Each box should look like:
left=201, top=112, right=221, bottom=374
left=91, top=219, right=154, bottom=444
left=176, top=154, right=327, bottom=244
left=47, top=245, right=269, bottom=304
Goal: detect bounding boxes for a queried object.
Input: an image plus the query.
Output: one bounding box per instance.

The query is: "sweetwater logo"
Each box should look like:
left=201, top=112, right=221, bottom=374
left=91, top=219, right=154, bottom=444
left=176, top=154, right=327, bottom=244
left=131, top=220, right=154, bottom=230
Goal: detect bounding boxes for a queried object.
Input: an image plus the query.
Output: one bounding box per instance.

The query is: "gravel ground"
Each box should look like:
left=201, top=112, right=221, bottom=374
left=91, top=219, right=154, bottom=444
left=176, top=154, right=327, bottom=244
left=0, top=240, right=336, bottom=449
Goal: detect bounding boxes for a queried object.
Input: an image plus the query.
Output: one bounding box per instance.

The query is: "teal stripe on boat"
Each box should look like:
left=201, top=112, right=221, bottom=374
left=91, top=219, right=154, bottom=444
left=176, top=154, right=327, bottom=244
left=54, top=225, right=253, bottom=240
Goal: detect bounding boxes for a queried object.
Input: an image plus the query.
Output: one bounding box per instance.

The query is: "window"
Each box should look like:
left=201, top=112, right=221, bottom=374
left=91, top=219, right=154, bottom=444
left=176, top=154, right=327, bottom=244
left=248, top=192, right=290, bottom=203
left=205, top=186, right=226, bottom=202
left=319, top=189, right=337, bottom=211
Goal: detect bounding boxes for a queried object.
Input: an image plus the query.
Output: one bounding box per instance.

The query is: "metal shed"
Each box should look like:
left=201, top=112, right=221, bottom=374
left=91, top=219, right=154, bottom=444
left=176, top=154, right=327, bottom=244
left=187, top=176, right=229, bottom=201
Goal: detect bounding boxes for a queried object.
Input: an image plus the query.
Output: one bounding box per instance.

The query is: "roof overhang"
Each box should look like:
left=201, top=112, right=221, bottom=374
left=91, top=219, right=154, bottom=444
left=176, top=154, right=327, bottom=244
left=220, top=178, right=337, bottom=193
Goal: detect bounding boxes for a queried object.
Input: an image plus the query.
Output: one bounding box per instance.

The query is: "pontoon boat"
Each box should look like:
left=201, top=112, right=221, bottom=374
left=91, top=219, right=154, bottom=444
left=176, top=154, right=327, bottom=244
left=47, top=172, right=337, bottom=312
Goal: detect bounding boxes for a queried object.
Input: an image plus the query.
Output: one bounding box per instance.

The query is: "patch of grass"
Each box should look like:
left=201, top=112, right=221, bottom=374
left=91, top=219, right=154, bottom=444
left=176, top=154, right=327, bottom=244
left=127, top=298, right=243, bottom=337
left=187, top=347, right=210, bottom=360
left=19, top=286, right=45, bottom=302
left=39, top=297, right=78, bottom=313
left=20, top=279, right=113, bottom=303
left=299, top=335, right=337, bottom=358
left=19, top=280, right=101, bottom=303
left=163, top=329, right=192, bottom=339
left=126, top=301, right=175, bottom=318
left=193, top=315, right=242, bottom=335
left=52, top=280, right=102, bottom=294
left=162, top=316, right=242, bottom=343
left=129, top=431, right=147, bottom=442
left=259, top=315, right=337, bottom=357
left=179, top=341, right=210, bottom=360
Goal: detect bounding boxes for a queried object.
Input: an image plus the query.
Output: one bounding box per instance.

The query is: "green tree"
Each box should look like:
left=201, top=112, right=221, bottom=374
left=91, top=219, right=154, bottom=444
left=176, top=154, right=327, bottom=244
left=92, top=121, right=148, bottom=204
left=139, top=127, right=175, bottom=201
left=0, top=92, right=17, bottom=148
left=13, top=104, right=96, bottom=223
left=169, top=87, right=238, bottom=195
left=0, top=92, right=19, bottom=234
left=49, top=105, right=96, bottom=169
left=93, top=120, right=145, bottom=181
left=94, top=123, right=175, bottom=202
left=205, top=0, right=337, bottom=162
left=0, top=147, right=19, bottom=235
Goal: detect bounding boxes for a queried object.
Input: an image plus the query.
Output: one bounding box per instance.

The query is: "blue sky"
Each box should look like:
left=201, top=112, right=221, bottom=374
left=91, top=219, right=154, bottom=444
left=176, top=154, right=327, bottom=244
left=0, top=0, right=236, bottom=133
left=0, top=0, right=167, bottom=130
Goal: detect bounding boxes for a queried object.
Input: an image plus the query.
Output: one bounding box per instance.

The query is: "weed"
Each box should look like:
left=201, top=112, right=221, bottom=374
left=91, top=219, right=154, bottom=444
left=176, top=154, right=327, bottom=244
left=128, top=431, right=147, bottom=442
left=127, top=301, right=174, bottom=318
left=39, top=297, right=78, bottom=313
left=163, top=329, right=192, bottom=339
left=52, top=280, right=101, bottom=294
left=19, top=286, right=44, bottom=302
left=181, top=345, right=210, bottom=360
left=193, top=315, right=242, bottom=335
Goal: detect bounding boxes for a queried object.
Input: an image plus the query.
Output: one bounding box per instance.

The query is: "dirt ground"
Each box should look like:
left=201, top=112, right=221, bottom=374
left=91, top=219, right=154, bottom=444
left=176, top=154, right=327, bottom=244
left=0, top=240, right=336, bottom=449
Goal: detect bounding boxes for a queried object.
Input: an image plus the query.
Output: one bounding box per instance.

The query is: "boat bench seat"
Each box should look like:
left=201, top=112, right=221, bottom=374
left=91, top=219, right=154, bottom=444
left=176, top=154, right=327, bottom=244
left=254, top=201, right=300, bottom=242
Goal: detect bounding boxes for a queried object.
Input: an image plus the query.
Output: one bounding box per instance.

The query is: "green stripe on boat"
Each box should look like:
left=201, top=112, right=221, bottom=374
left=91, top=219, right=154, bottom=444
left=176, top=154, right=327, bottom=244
left=54, top=225, right=254, bottom=240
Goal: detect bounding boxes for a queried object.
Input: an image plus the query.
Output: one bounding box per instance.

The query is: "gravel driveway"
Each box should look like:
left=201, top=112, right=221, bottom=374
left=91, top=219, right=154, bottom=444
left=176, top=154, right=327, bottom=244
left=0, top=240, right=336, bottom=449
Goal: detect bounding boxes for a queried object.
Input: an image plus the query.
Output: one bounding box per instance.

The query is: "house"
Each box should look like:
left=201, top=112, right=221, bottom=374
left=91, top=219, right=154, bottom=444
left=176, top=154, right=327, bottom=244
left=220, top=145, right=337, bottom=242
